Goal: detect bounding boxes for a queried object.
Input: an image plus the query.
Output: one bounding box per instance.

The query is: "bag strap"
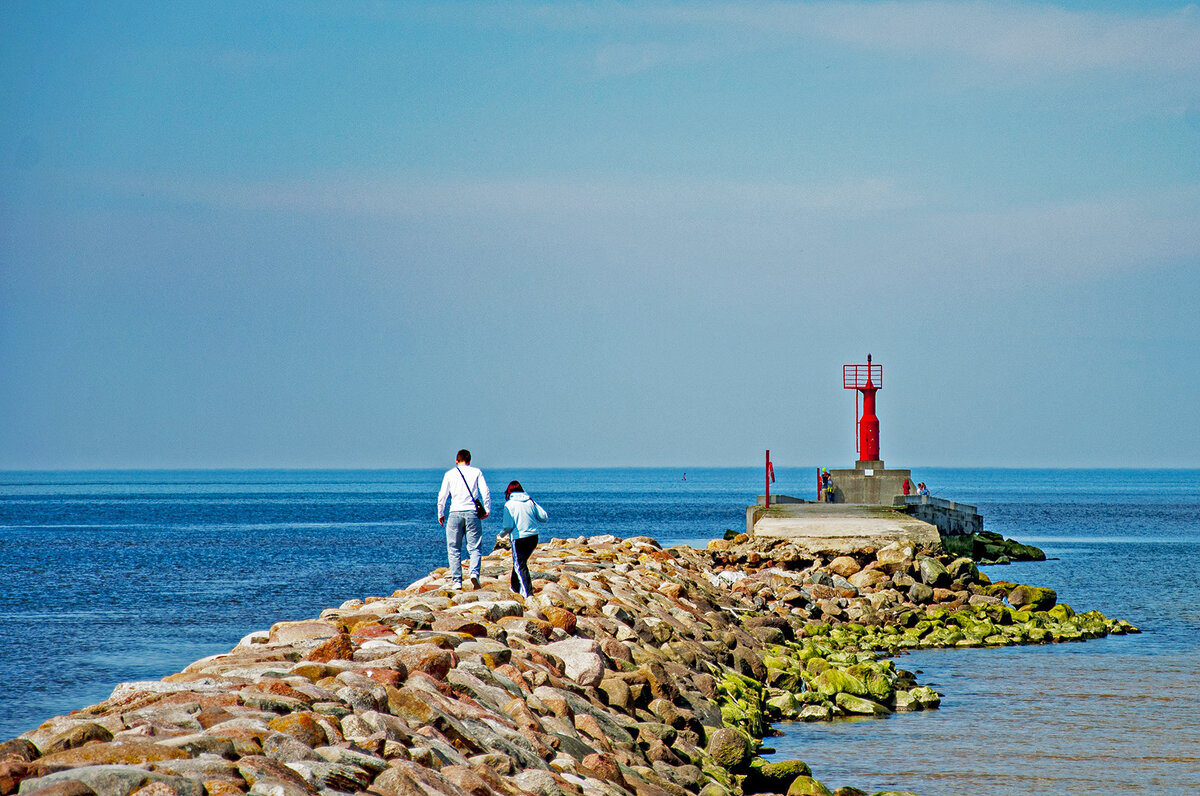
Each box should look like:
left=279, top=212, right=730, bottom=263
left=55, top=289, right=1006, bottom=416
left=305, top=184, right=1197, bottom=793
left=456, top=466, right=477, bottom=501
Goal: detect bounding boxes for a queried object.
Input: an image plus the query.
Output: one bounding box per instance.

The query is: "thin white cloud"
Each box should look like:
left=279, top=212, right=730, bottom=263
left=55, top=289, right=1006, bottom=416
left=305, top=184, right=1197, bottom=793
left=513, top=1, right=1200, bottom=77
left=75, top=170, right=917, bottom=220
left=64, top=168, right=1200, bottom=287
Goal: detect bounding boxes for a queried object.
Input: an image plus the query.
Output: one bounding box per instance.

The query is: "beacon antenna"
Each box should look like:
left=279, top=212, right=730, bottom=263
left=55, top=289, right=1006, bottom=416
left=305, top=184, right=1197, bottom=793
left=843, top=353, right=883, bottom=467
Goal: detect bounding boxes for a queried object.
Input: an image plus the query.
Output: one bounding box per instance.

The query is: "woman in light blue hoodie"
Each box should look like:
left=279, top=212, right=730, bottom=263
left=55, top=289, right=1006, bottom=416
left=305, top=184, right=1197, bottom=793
left=500, top=480, right=548, bottom=598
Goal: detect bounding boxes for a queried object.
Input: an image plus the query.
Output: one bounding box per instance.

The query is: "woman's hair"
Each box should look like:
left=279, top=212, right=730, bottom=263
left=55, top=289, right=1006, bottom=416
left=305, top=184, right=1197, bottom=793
left=505, top=480, right=524, bottom=500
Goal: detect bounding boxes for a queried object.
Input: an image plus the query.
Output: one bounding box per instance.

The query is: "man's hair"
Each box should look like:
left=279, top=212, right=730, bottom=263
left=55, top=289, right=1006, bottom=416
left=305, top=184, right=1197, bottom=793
left=456, top=449, right=471, bottom=464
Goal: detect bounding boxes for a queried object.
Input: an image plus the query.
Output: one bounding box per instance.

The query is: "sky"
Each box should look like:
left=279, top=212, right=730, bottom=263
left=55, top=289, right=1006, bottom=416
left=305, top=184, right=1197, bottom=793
left=1, top=1, right=1198, bottom=471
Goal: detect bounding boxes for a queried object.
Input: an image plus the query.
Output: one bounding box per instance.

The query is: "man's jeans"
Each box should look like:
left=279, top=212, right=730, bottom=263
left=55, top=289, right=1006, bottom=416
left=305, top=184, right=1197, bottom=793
left=445, top=510, right=482, bottom=583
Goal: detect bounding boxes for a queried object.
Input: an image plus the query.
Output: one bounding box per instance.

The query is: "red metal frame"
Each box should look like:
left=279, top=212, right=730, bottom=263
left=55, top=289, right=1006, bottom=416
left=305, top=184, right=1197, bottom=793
left=843, top=354, right=882, bottom=461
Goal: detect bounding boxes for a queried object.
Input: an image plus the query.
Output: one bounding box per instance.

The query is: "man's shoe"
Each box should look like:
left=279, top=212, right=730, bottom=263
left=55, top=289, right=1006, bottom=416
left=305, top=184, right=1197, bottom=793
left=469, top=576, right=480, bottom=590
left=451, top=581, right=462, bottom=591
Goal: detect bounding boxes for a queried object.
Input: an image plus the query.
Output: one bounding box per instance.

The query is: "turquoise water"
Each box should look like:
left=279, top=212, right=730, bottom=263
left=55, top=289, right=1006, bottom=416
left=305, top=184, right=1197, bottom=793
left=1, top=468, right=1197, bottom=793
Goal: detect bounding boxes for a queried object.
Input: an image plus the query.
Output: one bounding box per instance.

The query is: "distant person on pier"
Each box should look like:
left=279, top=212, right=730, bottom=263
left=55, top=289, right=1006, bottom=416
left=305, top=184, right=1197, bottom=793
left=820, top=469, right=831, bottom=502
left=918, top=482, right=929, bottom=496
left=499, top=480, right=548, bottom=599
left=437, top=449, right=491, bottom=590
left=903, top=478, right=912, bottom=496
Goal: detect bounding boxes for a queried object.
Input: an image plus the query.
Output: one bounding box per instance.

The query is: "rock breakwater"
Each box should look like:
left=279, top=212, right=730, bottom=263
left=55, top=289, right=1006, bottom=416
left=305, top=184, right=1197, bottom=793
left=3, top=534, right=1136, bottom=796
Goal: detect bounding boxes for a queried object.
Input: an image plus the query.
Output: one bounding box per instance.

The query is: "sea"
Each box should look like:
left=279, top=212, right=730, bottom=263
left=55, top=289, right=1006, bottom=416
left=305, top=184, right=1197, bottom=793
left=0, top=468, right=1197, bottom=795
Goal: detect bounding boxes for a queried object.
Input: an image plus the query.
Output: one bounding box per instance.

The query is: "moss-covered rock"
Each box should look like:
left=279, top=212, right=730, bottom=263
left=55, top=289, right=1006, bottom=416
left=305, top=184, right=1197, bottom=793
left=909, top=686, right=941, bottom=709
left=706, top=727, right=752, bottom=770
left=744, top=758, right=813, bottom=794
left=1008, top=584, right=1057, bottom=611
left=834, top=692, right=891, bottom=716
left=786, top=774, right=835, bottom=796
left=812, top=668, right=867, bottom=698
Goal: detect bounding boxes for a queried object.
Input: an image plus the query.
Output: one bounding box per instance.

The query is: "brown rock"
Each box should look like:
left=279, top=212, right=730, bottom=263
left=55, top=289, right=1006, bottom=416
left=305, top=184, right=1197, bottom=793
left=361, top=665, right=407, bottom=688
left=372, top=760, right=467, bottom=796
left=43, top=724, right=114, bottom=755
left=200, top=781, right=244, bottom=796
left=579, top=752, right=626, bottom=786
left=304, top=633, right=355, bottom=663
left=244, top=680, right=316, bottom=706
left=350, top=623, right=397, bottom=640
left=502, top=698, right=543, bottom=733
left=599, top=638, right=633, bottom=665
left=598, top=677, right=633, bottom=713
left=201, top=727, right=264, bottom=758
left=542, top=606, right=577, bottom=634
left=431, top=618, right=488, bottom=638
left=848, top=568, right=889, bottom=591
left=393, top=644, right=454, bottom=680
left=269, top=620, right=340, bottom=645
left=438, top=765, right=490, bottom=796
left=0, top=760, right=34, bottom=796
left=827, top=556, right=862, bottom=578
left=15, top=780, right=97, bottom=796
left=130, top=782, right=179, bottom=796
left=234, top=756, right=315, bottom=793
left=643, top=662, right=680, bottom=702
left=658, top=583, right=685, bottom=600
left=267, top=713, right=327, bottom=749
left=645, top=740, right=683, bottom=766
left=35, top=741, right=189, bottom=774
left=0, top=740, right=39, bottom=764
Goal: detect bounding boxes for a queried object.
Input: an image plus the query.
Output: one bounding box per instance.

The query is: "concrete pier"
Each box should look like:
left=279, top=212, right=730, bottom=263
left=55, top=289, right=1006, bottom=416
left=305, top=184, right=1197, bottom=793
left=746, top=500, right=942, bottom=556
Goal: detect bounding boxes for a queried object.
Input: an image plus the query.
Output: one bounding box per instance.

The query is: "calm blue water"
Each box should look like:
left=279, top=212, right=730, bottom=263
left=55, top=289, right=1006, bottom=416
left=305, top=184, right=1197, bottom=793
left=2, top=468, right=1198, bottom=794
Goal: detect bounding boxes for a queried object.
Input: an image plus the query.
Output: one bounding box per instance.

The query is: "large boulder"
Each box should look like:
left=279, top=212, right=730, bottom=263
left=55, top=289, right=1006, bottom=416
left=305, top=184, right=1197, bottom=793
left=786, top=776, right=834, bottom=796
left=875, top=542, right=915, bottom=574
left=542, top=639, right=605, bottom=687
left=18, top=767, right=204, bottom=796
left=705, top=728, right=751, bottom=770
left=827, top=556, right=861, bottom=578
left=915, top=557, right=950, bottom=588
left=1008, top=584, right=1057, bottom=611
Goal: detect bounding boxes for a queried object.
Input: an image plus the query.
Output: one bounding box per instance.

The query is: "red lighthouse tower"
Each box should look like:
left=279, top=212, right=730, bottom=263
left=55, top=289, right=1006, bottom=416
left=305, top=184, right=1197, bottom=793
left=844, top=353, right=883, bottom=466
left=825, top=353, right=910, bottom=504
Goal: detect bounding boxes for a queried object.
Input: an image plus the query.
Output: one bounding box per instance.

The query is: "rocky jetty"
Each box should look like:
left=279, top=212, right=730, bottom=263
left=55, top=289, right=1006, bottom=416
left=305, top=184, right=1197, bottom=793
left=3, top=534, right=1137, bottom=796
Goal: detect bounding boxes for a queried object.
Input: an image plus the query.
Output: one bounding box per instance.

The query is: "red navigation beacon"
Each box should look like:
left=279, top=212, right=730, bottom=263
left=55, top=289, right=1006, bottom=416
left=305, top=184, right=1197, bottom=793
left=843, top=354, right=883, bottom=463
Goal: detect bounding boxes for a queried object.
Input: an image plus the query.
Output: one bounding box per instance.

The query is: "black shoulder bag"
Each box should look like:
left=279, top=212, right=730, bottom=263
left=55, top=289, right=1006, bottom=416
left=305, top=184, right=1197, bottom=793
left=457, top=467, right=487, bottom=519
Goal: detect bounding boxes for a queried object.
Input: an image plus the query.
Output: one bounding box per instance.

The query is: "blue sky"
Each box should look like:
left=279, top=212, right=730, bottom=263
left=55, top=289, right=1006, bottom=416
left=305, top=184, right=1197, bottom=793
left=2, top=1, right=1198, bottom=470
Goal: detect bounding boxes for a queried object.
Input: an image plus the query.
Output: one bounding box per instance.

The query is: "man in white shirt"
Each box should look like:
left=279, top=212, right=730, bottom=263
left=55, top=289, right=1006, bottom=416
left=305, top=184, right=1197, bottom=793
left=437, top=449, right=491, bottom=589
